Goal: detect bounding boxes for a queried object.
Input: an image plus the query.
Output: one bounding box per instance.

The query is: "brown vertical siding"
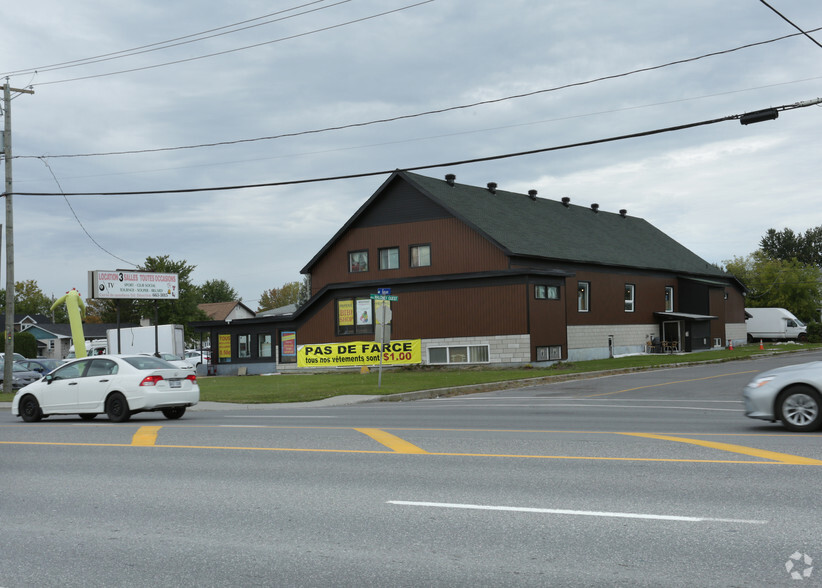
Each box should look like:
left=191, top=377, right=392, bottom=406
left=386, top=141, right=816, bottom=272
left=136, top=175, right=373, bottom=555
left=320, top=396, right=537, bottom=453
left=297, top=283, right=528, bottom=344
left=311, top=218, right=510, bottom=293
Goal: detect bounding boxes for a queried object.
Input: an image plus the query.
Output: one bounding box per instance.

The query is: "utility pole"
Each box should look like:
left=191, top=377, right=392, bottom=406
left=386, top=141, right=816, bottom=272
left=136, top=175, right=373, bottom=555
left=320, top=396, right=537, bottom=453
left=2, top=79, right=34, bottom=394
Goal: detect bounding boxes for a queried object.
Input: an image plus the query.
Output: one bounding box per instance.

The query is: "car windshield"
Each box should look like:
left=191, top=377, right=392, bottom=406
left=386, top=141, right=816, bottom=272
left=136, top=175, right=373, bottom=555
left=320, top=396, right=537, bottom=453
left=1, top=361, right=32, bottom=373
left=123, top=356, right=178, bottom=370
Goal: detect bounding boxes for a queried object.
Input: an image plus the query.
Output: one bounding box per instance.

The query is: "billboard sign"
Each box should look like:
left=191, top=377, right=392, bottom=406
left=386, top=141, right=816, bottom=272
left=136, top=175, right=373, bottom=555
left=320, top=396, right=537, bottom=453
left=89, top=270, right=179, bottom=300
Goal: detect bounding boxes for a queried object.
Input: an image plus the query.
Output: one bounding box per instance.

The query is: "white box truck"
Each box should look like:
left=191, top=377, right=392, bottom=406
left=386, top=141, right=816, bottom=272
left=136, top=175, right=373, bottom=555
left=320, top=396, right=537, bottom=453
left=106, top=324, right=186, bottom=356
left=745, top=308, right=808, bottom=342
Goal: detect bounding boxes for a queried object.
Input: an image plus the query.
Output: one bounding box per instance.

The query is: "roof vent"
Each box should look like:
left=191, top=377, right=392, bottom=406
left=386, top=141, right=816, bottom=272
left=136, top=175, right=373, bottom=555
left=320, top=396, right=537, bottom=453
left=487, top=182, right=497, bottom=194
left=590, top=203, right=599, bottom=213
left=619, top=209, right=627, bottom=218
left=528, top=189, right=537, bottom=201
left=445, top=174, right=456, bottom=186
left=561, top=197, right=571, bottom=207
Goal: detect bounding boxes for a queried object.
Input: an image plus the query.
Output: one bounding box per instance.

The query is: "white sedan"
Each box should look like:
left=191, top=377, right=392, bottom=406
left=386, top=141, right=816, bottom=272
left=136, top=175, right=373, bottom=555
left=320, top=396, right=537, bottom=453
left=12, top=355, right=199, bottom=423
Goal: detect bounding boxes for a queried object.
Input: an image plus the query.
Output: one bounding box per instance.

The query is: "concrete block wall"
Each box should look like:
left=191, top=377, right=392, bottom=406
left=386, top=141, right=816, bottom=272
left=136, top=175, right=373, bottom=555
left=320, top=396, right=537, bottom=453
left=567, top=324, right=658, bottom=361
left=421, top=334, right=532, bottom=365
left=725, top=323, right=747, bottom=347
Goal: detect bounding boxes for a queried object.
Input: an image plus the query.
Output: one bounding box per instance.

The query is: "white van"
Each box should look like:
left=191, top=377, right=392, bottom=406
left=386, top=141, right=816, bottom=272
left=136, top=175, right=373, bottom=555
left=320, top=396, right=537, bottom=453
left=745, top=308, right=808, bottom=342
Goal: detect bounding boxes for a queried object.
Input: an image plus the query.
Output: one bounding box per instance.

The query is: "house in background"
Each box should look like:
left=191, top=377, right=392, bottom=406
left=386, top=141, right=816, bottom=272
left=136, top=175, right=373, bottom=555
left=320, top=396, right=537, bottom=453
left=198, top=301, right=256, bottom=322
left=19, top=322, right=135, bottom=359
left=193, top=171, right=747, bottom=373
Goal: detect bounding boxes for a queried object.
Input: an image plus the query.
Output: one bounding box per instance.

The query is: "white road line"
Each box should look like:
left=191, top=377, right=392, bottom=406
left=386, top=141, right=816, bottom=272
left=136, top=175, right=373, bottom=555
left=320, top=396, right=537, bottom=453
left=419, top=403, right=743, bottom=412
left=387, top=501, right=768, bottom=524
left=224, top=415, right=337, bottom=419
left=436, top=397, right=741, bottom=403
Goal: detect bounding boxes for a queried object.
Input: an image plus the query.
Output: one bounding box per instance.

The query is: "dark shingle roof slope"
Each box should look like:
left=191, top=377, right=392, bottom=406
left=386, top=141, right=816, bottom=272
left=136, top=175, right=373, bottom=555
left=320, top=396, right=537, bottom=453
left=403, top=171, right=727, bottom=278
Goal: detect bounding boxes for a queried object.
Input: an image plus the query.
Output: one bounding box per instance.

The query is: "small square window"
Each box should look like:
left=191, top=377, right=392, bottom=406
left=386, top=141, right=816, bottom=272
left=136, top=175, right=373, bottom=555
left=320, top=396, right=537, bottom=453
left=349, top=250, right=368, bottom=273
left=410, top=244, right=431, bottom=267
left=379, top=247, right=399, bottom=270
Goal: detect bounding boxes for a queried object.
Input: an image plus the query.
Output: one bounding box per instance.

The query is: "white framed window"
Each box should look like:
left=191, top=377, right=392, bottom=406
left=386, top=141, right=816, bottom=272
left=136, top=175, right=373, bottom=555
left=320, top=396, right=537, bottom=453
left=577, top=281, right=590, bottom=312
left=624, top=284, right=635, bottom=312
left=535, top=285, right=560, bottom=300
left=665, top=286, right=674, bottom=312
left=379, top=247, right=399, bottom=270
left=428, top=344, right=490, bottom=365
left=410, top=244, right=431, bottom=267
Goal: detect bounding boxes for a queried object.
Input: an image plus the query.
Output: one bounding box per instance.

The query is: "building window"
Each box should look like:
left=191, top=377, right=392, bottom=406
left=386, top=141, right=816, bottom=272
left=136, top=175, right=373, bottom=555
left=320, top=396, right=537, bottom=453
left=379, top=247, right=399, bottom=270
left=665, top=286, right=674, bottom=312
left=536, top=346, right=562, bottom=361
left=577, top=281, right=590, bottom=312
left=535, top=285, right=560, bottom=300
left=336, top=297, right=374, bottom=335
left=238, top=334, right=251, bottom=359
left=349, top=250, right=368, bottom=273
left=624, top=284, right=635, bottom=312
left=410, top=244, right=431, bottom=267
left=428, top=344, right=490, bottom=365
left=258, top=334, right=272, bottom=358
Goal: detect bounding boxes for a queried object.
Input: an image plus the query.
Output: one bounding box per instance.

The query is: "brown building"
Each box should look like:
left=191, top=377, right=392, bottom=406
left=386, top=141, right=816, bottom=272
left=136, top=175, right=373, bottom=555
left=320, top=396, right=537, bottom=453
left=193, top=171, right=747, bottom=373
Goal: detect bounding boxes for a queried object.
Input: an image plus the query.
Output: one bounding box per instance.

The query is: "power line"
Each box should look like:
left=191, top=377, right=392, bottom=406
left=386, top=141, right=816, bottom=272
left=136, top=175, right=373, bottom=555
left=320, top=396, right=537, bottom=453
left=759, top=0, right=822, bottom=50
left=21, top=1, right=436, bottom=87
left=12, top=98, right=821, bottom=198
left=18, top=25, right=822, bottom=161
left=0, top=0, right=344, bottom=77
left=37, top=157, right=139, bottom=266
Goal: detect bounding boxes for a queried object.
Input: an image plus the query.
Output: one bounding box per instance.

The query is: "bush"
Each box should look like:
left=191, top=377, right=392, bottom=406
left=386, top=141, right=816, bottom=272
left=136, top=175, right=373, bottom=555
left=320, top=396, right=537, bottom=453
left=807, top=321, right=822, bottom=344
left=0, top=330, right=38, bottom=358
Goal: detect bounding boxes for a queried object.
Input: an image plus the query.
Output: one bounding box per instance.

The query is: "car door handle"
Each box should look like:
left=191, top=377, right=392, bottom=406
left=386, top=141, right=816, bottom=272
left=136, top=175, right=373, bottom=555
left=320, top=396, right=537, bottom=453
left=68, top=382, right=78, bottom=385
left=98, top=379, right=109, bottom=382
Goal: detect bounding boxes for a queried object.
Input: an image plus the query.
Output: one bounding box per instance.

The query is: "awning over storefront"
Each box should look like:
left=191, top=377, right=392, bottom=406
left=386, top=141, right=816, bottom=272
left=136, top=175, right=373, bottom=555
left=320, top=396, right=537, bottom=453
left=654, top=312, right=717, bottom=321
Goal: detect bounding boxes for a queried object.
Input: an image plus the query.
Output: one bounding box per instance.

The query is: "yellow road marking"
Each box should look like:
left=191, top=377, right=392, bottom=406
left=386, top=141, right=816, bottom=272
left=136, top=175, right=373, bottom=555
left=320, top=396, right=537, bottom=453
left=355, top=428, right=429, bottom=454
left=131, top=426, right=162, bottom=446
left=622, top=432, right=822, bottom=465
left=583, top=370, right=760, bottom=398
left=2, top=440, right=818, bottom=464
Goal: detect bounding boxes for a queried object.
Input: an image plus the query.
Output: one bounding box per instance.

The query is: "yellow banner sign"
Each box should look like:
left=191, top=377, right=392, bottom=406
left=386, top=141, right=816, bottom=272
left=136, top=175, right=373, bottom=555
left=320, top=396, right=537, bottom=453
left=298, top=339, right=421, bottom=367
left=218, top=333, right=231, bottom=360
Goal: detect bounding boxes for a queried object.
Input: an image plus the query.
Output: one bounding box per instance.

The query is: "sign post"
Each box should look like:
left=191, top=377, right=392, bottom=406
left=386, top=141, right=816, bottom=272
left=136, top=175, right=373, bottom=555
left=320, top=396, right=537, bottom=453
left=371, top=290, right=396, bottom=388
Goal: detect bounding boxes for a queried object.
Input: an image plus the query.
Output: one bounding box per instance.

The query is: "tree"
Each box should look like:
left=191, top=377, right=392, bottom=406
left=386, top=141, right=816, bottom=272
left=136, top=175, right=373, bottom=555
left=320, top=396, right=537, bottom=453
left=760, top=226, right=822, bottom=266
left=724, top=251, right=822, bottom=323
left=197, top=279, right=239, bottom=304
left=83, top=256, right=206, bottom=336
left=258, top=281, right=301, bottom=312
left=0, top=280, right=68, bottom=322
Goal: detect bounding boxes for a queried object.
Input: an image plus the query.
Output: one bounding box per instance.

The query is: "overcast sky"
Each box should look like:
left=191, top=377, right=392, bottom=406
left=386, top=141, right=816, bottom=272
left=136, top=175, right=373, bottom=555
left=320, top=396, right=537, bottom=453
left=2, top=0, right=821, bottom=310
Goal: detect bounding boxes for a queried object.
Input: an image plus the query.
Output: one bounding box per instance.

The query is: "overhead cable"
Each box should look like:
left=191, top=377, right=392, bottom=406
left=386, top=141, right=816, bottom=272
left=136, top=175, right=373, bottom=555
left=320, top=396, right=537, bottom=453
left=11, top=98, right=820, bottom=197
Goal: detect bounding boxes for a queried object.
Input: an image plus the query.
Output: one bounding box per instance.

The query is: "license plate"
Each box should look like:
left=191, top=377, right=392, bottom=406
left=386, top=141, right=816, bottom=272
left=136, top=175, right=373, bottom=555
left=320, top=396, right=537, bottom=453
left=169, top=379, right=181, bottom=389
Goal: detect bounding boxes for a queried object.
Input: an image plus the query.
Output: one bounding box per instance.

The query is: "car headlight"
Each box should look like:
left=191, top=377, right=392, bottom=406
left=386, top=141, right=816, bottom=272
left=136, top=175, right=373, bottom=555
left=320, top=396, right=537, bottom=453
left=748, top=376, right=775, bottom=388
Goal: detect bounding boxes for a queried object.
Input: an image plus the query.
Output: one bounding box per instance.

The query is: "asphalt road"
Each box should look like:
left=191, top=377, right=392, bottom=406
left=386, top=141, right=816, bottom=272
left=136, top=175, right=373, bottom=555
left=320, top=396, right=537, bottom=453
left=2, top=352, right=821, bottom=587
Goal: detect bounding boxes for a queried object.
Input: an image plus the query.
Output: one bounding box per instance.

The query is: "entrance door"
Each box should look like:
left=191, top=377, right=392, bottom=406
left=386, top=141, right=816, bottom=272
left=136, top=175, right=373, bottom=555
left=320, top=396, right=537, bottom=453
left=662, top=321, right=681, bottom=352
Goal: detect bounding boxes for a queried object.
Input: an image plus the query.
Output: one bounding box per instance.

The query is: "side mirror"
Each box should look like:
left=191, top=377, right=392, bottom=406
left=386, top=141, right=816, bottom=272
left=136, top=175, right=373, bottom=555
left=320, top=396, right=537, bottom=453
left=45, top=374, right=54, bottom=384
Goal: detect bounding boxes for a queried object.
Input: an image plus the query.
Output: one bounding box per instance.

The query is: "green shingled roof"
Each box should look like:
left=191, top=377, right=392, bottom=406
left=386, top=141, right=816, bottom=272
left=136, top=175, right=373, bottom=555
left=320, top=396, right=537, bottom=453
left=402, top=171, right=727, bottom=278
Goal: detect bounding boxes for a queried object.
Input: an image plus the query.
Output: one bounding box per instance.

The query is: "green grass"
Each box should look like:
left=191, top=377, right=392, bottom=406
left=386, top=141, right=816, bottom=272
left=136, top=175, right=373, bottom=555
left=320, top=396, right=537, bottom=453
left=2, top=342, right=818, bottom=404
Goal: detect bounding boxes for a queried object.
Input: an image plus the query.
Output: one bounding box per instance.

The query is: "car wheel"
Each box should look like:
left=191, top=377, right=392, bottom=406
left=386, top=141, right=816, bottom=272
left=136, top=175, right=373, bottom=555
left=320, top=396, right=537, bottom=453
left=778, top=386, right=822, bottom=432
left=19, top=395, right=42, bottom=422
left=106, top=392, right=131, bottom=423
left=78, top=414, right=97, bottom=421
left=162, top=407, right=186, bottom=420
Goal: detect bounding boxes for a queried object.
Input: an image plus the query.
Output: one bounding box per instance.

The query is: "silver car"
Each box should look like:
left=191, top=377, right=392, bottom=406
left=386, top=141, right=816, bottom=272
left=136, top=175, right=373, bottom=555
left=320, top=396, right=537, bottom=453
left=0, top=360, right=42, bottom=389
left=743, top=361, right=822, bottom=432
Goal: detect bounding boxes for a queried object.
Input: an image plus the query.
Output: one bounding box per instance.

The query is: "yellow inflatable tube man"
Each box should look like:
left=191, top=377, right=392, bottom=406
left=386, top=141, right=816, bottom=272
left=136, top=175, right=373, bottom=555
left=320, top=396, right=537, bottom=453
left=51, top=288, right=87, bottom=358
